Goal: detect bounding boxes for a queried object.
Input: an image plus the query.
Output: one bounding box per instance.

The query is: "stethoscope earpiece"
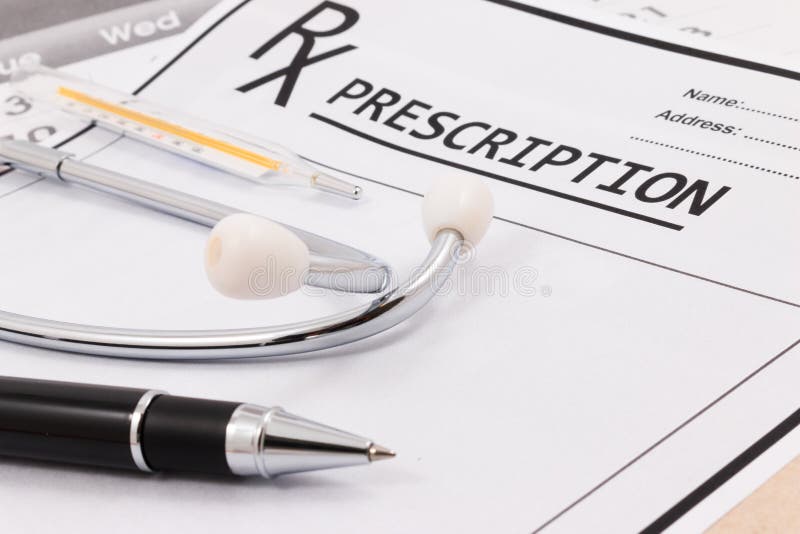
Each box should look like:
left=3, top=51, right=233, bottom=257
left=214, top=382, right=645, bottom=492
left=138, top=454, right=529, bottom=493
left=205, top=213, right=310, bottom=300
left=422, top=175, right=494, bottom=247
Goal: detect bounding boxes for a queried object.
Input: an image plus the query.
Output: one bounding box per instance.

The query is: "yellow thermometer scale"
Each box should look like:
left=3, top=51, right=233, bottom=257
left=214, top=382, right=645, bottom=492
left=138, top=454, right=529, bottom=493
left=10, top=64, right=360, bottom=199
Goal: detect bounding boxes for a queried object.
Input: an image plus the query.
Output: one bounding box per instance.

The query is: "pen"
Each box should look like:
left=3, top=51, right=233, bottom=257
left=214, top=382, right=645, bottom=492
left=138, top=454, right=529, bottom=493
left=0, top=376, right=394, bottom=478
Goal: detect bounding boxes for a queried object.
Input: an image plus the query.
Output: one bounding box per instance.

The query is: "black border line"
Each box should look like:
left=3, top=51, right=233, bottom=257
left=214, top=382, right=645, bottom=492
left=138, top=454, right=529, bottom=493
left=642, top=390, right=800, bottom=532
left=485, top=0, right=800, bottom=83
left=309, top=113, right=683, bottom=230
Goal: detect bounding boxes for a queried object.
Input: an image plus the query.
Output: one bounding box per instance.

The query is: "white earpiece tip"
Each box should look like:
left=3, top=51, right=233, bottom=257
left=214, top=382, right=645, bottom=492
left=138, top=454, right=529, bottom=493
left=422, top=175, right=494, bottom=245
left=205, top=213, right=310, bottom=299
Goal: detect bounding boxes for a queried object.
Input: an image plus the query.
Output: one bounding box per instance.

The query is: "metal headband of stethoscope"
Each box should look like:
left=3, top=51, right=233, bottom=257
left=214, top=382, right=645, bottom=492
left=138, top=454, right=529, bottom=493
left=0, top=140, right=494, bottom=360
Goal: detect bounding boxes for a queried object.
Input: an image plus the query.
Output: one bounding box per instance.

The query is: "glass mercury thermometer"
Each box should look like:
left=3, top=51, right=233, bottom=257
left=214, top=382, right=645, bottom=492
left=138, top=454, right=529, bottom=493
left=10, top=63, right=361, bottom=200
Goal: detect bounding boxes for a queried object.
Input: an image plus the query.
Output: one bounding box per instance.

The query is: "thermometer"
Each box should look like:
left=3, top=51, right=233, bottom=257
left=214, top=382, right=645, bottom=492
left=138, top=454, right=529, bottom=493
left=10, top=63, right=361, bottom=199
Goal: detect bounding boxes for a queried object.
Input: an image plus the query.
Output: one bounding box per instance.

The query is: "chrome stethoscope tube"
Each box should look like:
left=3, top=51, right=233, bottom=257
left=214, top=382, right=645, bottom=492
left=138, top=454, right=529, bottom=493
left=0, top=141, right=466, bottom=360
left=0, top=230, right=461, bottom=359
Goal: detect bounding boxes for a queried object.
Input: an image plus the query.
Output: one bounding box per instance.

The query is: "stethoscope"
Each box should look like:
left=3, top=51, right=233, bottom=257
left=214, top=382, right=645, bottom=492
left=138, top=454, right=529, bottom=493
left=0, top=139, right=493, bottom=360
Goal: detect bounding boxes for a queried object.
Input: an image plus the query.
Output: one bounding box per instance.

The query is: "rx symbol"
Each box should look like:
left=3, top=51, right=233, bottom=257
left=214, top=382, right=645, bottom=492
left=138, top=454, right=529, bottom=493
left=237, top=1, right=359, bottom=106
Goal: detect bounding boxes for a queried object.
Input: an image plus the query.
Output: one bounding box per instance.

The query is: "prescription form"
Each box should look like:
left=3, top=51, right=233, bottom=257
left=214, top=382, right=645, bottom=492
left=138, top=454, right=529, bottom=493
left=0, top=0, right=798, bottom=532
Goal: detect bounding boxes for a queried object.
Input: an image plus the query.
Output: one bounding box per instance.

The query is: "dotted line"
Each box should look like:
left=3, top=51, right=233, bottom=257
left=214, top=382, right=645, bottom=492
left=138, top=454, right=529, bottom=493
left=629, top=136, right=800, bottom=180
left=743, top=135, right=800, bottom=152
left=734, top=104, right=799, bottom=122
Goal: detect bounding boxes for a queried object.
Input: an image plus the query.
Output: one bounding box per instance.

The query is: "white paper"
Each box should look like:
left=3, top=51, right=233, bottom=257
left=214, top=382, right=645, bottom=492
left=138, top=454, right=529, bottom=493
left=0, top=1, right=798, bottom=533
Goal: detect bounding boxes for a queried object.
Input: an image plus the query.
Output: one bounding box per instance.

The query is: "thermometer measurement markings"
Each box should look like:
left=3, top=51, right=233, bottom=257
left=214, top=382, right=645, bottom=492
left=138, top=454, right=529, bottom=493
left=55, top=86, right=283, bottom=171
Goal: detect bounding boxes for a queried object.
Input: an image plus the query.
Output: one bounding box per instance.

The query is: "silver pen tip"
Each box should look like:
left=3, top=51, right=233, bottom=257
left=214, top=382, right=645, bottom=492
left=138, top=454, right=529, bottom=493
left=368, top=443, right=396, bottom=462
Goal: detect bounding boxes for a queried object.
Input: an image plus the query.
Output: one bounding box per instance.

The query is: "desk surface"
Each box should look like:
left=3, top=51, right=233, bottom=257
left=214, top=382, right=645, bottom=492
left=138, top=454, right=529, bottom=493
left=709, top=455, right=800, bottom=533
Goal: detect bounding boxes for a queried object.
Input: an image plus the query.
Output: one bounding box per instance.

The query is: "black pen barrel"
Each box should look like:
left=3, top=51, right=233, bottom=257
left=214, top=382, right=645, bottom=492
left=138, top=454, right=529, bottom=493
left=0, top=376, right=149, bottom=470
left=0, top=376, right=243, bottom=475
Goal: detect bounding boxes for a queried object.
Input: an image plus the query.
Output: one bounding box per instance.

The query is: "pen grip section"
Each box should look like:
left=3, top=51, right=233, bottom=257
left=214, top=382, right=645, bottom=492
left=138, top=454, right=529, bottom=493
left=0, top=376, right=148, bottom=470
left=140, top=395, right=240, bottom=475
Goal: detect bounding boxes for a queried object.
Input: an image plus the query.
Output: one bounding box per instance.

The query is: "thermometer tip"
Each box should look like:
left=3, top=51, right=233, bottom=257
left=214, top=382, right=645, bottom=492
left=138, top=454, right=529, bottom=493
left=313, top=172, right=363, bottom=200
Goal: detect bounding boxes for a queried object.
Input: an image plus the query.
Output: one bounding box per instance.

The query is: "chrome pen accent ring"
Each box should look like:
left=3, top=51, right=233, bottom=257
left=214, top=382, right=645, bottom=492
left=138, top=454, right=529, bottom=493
left=129, top=389, right=165, bottom=472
